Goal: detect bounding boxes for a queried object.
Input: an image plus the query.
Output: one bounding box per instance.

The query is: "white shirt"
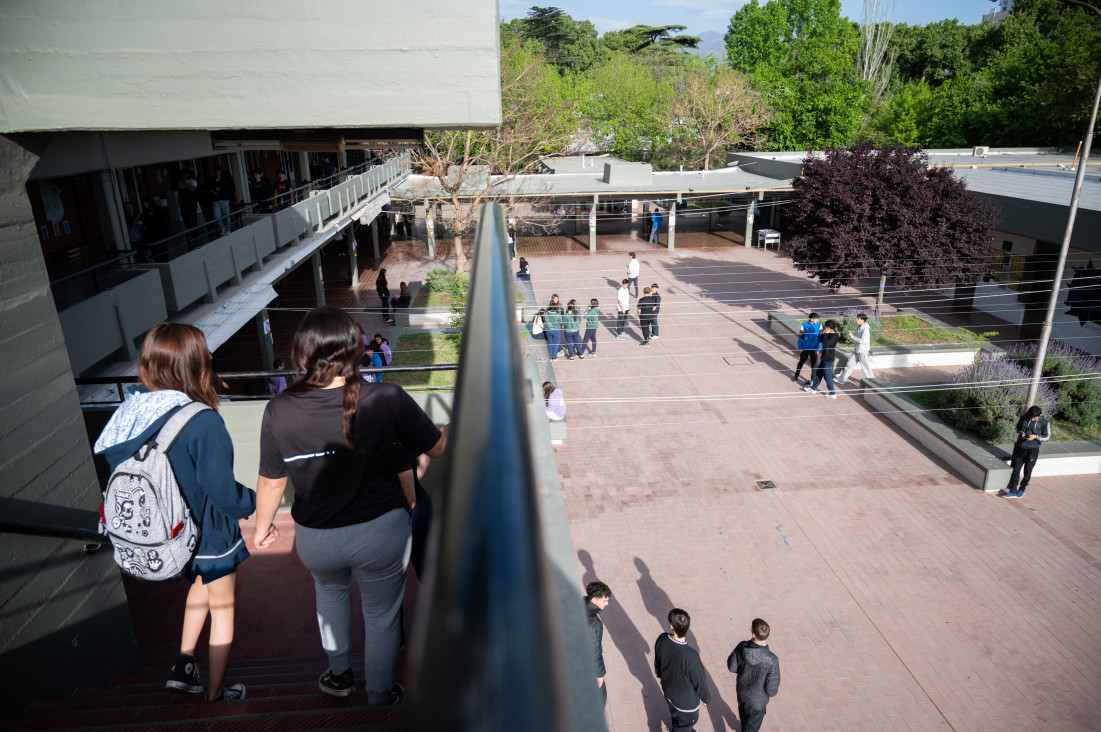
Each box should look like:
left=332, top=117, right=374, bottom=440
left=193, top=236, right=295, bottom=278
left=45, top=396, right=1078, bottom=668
left=627, top=259, right=640, bottom=278
left=617, top=287, right=630, bottom=313
left=853, top=322, right=871, bottom=353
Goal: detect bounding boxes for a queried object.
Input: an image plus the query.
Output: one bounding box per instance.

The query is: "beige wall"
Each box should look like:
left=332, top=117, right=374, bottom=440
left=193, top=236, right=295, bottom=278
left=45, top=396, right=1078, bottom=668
left=0, top=0, right=502, bottom=134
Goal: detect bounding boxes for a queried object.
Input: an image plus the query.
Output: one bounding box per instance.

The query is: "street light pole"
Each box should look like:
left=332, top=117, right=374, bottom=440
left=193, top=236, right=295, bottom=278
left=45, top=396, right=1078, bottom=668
left=1024, top=0, right=1101, bottom=408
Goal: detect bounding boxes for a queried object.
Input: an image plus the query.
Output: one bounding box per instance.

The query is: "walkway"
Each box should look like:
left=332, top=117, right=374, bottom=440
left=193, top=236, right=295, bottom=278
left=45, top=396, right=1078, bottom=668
left=526, top=239, right=1101, bottom=731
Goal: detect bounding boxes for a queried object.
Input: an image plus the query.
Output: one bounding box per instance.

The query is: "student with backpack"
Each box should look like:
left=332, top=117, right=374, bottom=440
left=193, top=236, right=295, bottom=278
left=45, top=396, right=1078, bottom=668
left=94, top=323, right=255, bottom=702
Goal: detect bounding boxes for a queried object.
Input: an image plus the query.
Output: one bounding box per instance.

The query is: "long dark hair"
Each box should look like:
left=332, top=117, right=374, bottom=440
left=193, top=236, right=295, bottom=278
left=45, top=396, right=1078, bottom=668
left=288, top=307, right=363, bottom=450
left=139, top=323, right=220, bottom=409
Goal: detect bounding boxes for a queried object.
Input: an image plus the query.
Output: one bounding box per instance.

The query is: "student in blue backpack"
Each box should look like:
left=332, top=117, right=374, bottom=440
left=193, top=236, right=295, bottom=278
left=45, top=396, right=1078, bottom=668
left=792, top=312, right=821, bottom=384
left=94, top=323, right=255, bottom=702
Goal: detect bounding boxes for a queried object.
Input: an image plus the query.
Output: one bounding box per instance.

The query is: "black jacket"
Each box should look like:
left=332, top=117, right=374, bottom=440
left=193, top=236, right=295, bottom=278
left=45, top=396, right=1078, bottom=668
left=654, top=633, right=710, bottom=711
left=1014, top=414, right=1051, bottom=450
left=727, top=640, right=780, bottom=711
left=585, top=599, right=606, bottom=677
left=818, top=331, right=840, bottom=362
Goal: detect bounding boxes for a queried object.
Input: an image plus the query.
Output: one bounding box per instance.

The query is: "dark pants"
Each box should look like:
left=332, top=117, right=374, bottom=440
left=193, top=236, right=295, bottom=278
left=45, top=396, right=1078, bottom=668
left=667, top=701, right=699, bottom=731
left=652, top=316, right=659, bottom=337
left=582, top=327, right=597, bottom=355
left=616, top=312, right=628, bottom=336
left=795, top=349, right=818, bottom=378
left=564, top=331, right=581, bottom=358
left=1006, top=445, right=1040, bottom=493
left=628, top=276, right=638, bottom=297
left=640, top=318, right=653, bottom=342
left=409, top=480, right=433, bottom=579
left=546, top=330, right=562, bottom=359
left=378, top=291, right=390, bottom=319
left=738, top=700, right=767, bottom=732
left=809, top=359, right=836, bottom=395
left=599, top=681, right=607, bottom=708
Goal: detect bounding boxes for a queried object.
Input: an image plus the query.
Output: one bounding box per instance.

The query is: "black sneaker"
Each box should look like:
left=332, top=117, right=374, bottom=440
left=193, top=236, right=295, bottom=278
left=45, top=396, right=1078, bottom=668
left=166, top=654, right=203, bottom=694
left=372, top=683, right=406, bottom=706
left=218, top=683, right=246, bottom=701
left=320, top=669, right=356, bottom=697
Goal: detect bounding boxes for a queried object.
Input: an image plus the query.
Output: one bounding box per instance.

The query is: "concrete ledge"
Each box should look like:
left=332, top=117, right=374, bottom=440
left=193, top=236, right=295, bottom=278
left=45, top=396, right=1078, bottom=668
left=861, top=378, right=1101, bottom=491
left=767, top=309, right=999, bottom=370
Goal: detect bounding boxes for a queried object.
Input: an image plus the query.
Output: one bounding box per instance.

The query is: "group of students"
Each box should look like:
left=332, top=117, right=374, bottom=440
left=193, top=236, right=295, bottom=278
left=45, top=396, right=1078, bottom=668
left=792, top=312, right=874, bottom=398
left=586, top=583, right=781, bottom=732
left=531, top=294, right=601, bottom=360
left=94, top=308, right=446, bottom=705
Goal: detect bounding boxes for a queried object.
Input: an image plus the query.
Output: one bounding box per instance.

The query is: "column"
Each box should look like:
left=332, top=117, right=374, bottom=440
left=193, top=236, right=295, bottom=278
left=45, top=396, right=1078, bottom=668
left=426, top=202, right=436, bottom=258
left=298, top=152, right=311, bottom=186
left=312, top=251, right=325, bottom=307
left=668, top=193, right=680, bottom=251
left=371, top=215, right=380, bottom=259
left=230, top=152, right=250, bottom=206
left=589, top=194, right=598, bottom=252
left=346, top=227, right=359, bottom=287
left=256, top=310, right=275, bottom=370
left=95, top=170, right=127, bottom=252
left=744, top=193, right=756, bottom=247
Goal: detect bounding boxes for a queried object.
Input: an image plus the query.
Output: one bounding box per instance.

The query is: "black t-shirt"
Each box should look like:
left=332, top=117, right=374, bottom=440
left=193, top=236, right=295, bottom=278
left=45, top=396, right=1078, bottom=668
left=818, top=331, right=840, bottom=362
left=259, top=382, right=441, bottom=529
left=637, top=295, right=657, bottom=320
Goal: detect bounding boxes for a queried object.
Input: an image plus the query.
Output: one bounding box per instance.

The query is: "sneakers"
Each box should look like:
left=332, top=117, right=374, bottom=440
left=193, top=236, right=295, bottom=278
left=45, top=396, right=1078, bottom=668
left=589, top=352, right=596, bottom=358
left=372, top=683, right=406, bottom=706
left=1002, top=490, right=1021, bottom=498
left=319, top=669, right=356, bottom=697
left=218, top=683, right=246, bottom=701
left=567, top=357, right=575, bottom=360
left=825, top=394, right=837, bottom=399
left=166, top=654, right=203, bottom=694
left=640, top=341, right=650, bottom=347
left=802, top=386, right=816, bottom=393
left=577, top=355, right=585, bottom=360
left=791, top=373, right=800, bottom=382
left=651, top=335, right=660, bottom=340
left=616, top=334, right=627, bottom=340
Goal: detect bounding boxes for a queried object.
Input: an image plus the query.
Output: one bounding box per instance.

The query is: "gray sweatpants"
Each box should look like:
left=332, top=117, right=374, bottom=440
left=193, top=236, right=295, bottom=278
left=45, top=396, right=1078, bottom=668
left=840, top=351, right=875, bottom=382
left=294, top=508, right=411, bottom=703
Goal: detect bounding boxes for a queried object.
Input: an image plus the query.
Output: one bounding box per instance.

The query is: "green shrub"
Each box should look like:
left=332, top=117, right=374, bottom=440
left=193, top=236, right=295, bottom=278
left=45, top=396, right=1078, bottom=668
left=938, top=356, right=1058, bottom=443
left=1005, top=341, right=1101, bottom=428
left=836, top=310, right=883, bottom=346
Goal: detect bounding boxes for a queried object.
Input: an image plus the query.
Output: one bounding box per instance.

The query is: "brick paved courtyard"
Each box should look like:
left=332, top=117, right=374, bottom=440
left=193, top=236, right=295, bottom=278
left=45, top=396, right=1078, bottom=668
left=528, top=239, right=1101, bottom=731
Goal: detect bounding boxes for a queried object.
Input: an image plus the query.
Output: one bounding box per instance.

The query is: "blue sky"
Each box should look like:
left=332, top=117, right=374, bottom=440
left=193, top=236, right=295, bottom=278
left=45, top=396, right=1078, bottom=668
left=499, top=0, right=1001, bottom=36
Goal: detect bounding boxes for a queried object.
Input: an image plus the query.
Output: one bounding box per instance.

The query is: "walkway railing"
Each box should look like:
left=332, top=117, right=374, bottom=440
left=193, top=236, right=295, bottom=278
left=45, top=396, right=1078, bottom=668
left=410, top=203, right=573, bottom=730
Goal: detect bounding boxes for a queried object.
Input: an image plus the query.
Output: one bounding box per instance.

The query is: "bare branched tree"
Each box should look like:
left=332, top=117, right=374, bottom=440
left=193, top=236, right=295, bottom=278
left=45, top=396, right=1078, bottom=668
left=858, top=0, right=897, bottom=106
left=669, top=61, right=771, bottom=170
left=412, top=41, right=575, bottom=272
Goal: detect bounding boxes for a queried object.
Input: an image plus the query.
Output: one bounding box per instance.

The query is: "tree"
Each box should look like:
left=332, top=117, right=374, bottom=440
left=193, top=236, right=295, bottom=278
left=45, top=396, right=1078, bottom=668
left=602, top=24, right=701, bottom=55
left=666, top=58, right=771, bottom=170
left=413, top=41, right=575, bottom=273
left=858, top=0, right=897, bottom=106
left=725, top=0, right=865, bottom=149
left=508, top=7, right=610, bottom=73
left=786, top=143, right=1000, bottom=315
left=575, top=53, right=674, bottom=161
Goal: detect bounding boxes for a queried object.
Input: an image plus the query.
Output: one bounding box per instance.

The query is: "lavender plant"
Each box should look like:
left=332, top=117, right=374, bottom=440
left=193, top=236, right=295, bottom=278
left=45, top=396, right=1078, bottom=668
left=1004, top=341, right=1101, bottom=428
left=939, top=356, right=1058, bottom=443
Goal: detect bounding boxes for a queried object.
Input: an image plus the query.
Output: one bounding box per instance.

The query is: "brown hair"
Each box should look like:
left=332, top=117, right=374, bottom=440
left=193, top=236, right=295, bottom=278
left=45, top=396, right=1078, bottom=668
left=542, top=381, right=555, bottom=405
left=288, top=307, right=363, bottom=451
left=752, top=618, right=770, bottom=641
left=139, top=323, right=220, bottom=409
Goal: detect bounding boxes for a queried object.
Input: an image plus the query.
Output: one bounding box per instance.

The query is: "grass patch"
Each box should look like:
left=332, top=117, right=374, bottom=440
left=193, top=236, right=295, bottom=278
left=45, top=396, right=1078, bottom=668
left=873, top=315, right=972, bottom=347
left=904, top=390, right=1101, bottom=444
left=385, top=332, right=460, bottom=391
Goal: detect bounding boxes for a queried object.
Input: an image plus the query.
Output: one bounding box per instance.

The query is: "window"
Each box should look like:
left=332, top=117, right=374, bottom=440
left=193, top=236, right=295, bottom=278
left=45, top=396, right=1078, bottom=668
left=988, top=248, right=1005, bottom=282
left=1008, top=255, right=1025, bottom=291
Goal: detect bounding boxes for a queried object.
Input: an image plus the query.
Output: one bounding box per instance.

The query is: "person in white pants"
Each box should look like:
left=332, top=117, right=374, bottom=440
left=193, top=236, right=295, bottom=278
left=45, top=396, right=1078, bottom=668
left=838, top=313, right=875, bottom=384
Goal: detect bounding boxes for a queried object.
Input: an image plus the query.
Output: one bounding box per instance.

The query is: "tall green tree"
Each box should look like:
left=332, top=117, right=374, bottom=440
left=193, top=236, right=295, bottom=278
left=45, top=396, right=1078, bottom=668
left=888, top=20, right=997, bottom=87
left=602, top=25, right=702, bottom=55
left=725, top=0, right=865, bottom=149
left=574, top=53, right=674, bottom=161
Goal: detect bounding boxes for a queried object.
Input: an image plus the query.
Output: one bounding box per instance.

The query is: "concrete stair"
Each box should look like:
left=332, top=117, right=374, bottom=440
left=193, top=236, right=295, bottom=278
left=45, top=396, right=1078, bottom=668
left=8, top=654, right=405, bottom=731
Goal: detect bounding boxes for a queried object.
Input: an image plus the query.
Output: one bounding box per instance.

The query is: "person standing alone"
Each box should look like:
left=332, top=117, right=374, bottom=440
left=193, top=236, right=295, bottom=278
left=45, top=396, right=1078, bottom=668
left=649, top=283, right=662, bottom=339
left=585, top=581, right=612, bottom=708
left=616, top=280, right=631, bottom=340
left=654, top=608, right=709, bottom=732
left=1002, top=405, right=1051, bottom=498
left=838, top=313, right=875, bottom=385
left=727, top=618, right=781, bottom=732
left=627, top=252, right=640, bottom=297
left=649, top=209, right=662, bottom=244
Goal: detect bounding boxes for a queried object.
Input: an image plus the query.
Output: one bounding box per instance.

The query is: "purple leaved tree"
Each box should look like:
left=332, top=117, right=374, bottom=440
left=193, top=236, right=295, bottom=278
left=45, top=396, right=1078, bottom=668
left=786, top=143, right=1001, bottom=316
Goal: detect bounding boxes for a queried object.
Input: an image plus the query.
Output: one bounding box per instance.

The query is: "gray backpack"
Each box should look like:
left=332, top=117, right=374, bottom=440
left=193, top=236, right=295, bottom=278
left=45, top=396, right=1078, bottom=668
left=100, top=402, right=208, bottom=582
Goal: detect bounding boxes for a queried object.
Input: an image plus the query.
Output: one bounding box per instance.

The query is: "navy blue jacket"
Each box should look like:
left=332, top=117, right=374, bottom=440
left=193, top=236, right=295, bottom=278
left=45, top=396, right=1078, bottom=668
left=100, top=409, right=255, bottom=565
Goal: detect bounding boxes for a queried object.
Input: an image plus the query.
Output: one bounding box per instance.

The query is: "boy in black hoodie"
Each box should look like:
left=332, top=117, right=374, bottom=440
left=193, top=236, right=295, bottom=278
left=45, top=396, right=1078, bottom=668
left=728, top=618, right=781, bottom=732
left=654, top=608, right=710, bottom=731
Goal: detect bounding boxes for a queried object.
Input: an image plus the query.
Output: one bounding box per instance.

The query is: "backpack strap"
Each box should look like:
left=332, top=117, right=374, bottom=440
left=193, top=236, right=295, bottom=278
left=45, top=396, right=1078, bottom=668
left=154, top=402, right=212, bottom=453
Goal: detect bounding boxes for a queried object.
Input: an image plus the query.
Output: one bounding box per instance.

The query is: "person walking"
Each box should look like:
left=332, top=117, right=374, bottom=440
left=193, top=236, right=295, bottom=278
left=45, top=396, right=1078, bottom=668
left=544, top=304, right=564, bottom=360
left=585, top=581, right=612, bottom=708
left=727, top=618, right=781, bottom=732
left=650, top=283, right=662, bottom=339
left=94, top=323, right=254, bottom=702
left=253, top=307, right=447, bottom=705
left=637, top=287, right=657, bottom=347
left=793, top=312, right=821, bottom=383
left=1002, top=405, right=1051, bottom=497
left=563, top=300, right=584, bottom=360
left=654, top=608, right=710, bottom=732
left=838, top=313, right=876, bottom=385
left=804, top=320, right=840, bottom=398
left=582, top=299, right=600, bottom=357
left=616, top=280, right=631, bottom=340
left=648, top=209, right=662, bottom=244
left=627, top=252, right=640, bottom=297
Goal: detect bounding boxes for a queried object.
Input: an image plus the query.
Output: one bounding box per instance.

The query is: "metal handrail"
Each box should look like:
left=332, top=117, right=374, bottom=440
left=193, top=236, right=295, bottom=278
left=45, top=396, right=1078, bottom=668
left=0, top=517, right=103, bottom=547
left=411, top=203, right=569, bottom=730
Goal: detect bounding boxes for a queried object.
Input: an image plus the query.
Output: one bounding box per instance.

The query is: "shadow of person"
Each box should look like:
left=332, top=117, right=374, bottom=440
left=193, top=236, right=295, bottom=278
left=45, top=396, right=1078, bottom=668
left=732, top=336, right=790, bottom=379
left=634, top=557, right=737, bottom=731
left=579, top=549, right=668, bottom=732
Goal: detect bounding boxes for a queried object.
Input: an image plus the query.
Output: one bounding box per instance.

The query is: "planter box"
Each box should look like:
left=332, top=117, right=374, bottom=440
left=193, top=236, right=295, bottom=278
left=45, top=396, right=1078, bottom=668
left=767, top=309, right=998, bottom=371
left=861, top=379, right=1101, bottom=491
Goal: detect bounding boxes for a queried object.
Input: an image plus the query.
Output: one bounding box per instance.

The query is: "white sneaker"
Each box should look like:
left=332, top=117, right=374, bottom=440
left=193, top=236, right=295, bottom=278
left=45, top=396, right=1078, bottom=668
left=825, top=394, right=837, bottom=399
left=802, top=386, right=815, bottom=393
